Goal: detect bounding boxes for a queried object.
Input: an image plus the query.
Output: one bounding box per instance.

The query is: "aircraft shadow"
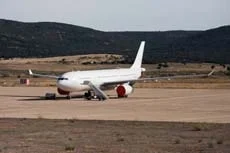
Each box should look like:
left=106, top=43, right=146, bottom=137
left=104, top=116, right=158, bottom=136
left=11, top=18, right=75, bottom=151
left=0, top=94, right=150, bottom=101
left=17, top=94, right=85, bottom=101
left=0, top=94, right=39, bottom=98
left=17, top=95, right=124, bottom=101
left=0, top=94, right=85, bottom=101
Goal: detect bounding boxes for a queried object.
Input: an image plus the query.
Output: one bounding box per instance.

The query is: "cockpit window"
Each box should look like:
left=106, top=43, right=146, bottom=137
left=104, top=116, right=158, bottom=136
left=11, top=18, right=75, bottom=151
left=58, top=77, right=68, bottom=81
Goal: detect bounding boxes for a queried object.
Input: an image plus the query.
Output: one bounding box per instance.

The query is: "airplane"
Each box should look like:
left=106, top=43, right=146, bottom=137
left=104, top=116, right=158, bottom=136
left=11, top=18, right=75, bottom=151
left=29, top=41, right=214, bottom=100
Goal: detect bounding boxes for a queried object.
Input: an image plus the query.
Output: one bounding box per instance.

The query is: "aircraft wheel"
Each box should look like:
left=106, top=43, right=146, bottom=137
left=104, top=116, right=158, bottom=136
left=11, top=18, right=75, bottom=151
left=98, top=96, right=105, bottom=101
left=84, top=91, right=92, bottom=100
left=67, top=95, right=71, bottom=100
left=117, top=95, right=128, bottom=98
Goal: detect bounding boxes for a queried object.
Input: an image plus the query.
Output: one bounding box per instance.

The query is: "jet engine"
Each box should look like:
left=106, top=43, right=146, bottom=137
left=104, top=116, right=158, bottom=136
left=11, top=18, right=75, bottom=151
left=57, top=88, right=70, bottom=95
left=115, top=84, right=133, bottom=97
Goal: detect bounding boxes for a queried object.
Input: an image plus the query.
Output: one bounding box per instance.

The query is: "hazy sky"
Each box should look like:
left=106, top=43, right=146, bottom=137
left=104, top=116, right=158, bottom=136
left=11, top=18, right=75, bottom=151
left=0, top=0, right=229, bottom=31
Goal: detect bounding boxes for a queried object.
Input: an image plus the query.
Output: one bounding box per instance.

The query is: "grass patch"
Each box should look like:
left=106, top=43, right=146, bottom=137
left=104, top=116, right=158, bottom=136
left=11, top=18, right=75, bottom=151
left=217, top=139, right=223, bottom=144
left=68, top=119, right=75, bottom=123
left=68, top=137, right=72, bottom=141
left=117, top=137, right=125, bottom=142
left=208, top=142, right=214, bottom=148
left=65, top=145, right=75, bottom=151
left=191, top=123, right=209, bottom=131
left=174, top=139, right=180, bottom=144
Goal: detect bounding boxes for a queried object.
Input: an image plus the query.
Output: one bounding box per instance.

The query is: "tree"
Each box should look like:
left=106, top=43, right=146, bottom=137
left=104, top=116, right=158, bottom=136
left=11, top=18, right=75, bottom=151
left=157, top=63, right=162, bottom=70
left=226, top=66, right=230, bottom=76
left=227, top=66, right=230, bottom=71
left=211, top=65, right=215, bottom=69
left=60, top=58, right=67, bottom=64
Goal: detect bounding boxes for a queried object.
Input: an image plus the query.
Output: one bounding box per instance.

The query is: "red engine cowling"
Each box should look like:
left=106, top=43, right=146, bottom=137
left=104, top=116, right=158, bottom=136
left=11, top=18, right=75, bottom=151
left=116, top=84, right=133, bottom=97
left=57, top=88, right=70, bottom=95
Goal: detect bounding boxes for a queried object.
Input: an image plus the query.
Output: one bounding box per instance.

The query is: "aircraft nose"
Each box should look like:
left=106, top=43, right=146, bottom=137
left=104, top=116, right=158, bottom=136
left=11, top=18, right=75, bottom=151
left=57, top=77, right=70, bottom=90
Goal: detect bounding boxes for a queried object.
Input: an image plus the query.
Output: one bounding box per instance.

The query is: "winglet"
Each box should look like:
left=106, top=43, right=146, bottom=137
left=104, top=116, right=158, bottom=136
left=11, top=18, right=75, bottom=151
left=208, top=70, right=215, bottom=76
left=28, top=69, right=33, bottom=75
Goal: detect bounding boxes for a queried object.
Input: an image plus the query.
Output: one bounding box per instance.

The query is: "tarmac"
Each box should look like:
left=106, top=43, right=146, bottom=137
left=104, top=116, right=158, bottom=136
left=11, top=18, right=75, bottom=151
left=0, top=87, right=230, bottom=123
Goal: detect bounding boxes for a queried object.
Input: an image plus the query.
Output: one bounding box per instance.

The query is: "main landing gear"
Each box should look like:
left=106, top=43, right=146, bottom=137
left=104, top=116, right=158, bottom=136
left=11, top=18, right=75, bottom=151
left=66, top=95, right=71, bottom=100
left=84, top=91, right=92, bottom=100
left=84, top=90, right=106, bottom=101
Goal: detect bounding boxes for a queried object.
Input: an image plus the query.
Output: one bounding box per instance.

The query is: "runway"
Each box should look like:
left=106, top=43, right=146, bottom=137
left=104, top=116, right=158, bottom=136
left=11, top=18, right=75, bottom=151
left=0, top=87, right=230, bottom=123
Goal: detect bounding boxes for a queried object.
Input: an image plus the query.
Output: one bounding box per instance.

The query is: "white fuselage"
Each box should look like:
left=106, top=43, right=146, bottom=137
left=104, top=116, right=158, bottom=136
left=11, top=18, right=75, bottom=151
left=57, top=68, right=141, bottom=92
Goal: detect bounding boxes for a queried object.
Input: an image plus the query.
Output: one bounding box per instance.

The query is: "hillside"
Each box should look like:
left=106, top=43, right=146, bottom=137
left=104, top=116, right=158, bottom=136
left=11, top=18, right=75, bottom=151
left=0, top=19, right=230, bottom=63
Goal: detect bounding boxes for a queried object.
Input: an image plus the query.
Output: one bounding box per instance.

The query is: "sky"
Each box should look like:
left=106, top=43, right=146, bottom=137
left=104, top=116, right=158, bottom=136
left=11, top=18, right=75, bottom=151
left=0, top=0, right=229, bottom=31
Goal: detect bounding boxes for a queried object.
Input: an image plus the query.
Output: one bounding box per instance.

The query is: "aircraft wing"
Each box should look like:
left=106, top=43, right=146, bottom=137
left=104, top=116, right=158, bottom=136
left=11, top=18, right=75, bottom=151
left=138, top=70, right=215, bottom=81
left=83, top=81, right=109, bottom=100
left=100, top=70, right=215, bottom=88
left=28, top=69, right=59, bottom=79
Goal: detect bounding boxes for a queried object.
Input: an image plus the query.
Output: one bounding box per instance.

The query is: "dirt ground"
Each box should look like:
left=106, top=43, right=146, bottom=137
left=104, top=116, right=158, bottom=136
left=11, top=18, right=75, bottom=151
left=0, top=87, right=230, bottom=153
left=0, top=118, right=230, bottom=153
left=1, top=60, right=230, bottom=152
left=0, top=87, right=230, bottom=123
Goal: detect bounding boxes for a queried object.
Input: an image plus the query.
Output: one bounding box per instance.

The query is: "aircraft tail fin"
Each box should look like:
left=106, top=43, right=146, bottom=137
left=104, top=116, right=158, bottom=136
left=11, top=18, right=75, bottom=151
left=130, top=41, right=145, bottom=69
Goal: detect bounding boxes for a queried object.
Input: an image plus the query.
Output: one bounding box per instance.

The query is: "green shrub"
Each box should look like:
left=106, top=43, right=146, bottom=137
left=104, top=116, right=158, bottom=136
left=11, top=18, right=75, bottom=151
left=65, top=145, right=75, bottom=151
